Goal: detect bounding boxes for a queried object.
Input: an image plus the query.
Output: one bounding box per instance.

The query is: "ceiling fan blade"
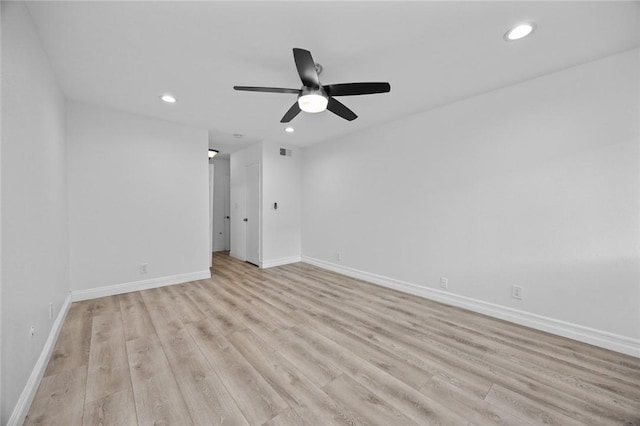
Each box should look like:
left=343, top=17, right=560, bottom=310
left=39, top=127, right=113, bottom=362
left=234, top=86, right=301, bottom=94
left=293, top=48, right=320, bottom=88
left=327, top=97, right=357, bottom=121
left=324, top=82, right=391, bottom=97
left=280, top=102, right=301, bottom=123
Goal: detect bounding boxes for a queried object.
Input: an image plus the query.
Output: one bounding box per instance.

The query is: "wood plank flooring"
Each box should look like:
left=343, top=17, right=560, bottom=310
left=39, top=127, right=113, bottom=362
left=26, top=252, right=640, bottom=425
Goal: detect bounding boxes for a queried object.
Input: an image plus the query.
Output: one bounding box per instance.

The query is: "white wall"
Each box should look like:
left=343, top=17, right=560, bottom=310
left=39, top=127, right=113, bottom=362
left=211, top=158, right=230, bottom=252
left=67, top=102, right=210, bottom=294
left=1, top=3, right=70, bottom=422
left=302, top=49, right=640, bottom=353
left=229, top=142, right=262, bottom=261
left=261, top=141, right=301, bottom=267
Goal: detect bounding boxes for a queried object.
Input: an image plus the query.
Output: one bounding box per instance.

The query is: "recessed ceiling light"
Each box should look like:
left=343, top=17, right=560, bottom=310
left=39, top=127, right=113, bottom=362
left=160, top=94, right=177, bottom=103
left=504, top=23, right=535, bottom=41
left=284, top=127, right=295, bottom=133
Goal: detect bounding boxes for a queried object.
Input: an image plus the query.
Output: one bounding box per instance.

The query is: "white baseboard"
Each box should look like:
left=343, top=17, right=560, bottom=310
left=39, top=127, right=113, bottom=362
left=261, top=255, right=301, bottom=269
left=7, top=295, right=72, bottom=426
left=70, top=270, right=212, bottom=302
left=301, top=256, right=640, bottom=358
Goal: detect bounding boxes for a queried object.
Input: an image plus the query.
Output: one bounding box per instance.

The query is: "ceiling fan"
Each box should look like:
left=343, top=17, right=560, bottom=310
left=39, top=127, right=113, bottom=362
left=233, top=48, right=391, bottom=123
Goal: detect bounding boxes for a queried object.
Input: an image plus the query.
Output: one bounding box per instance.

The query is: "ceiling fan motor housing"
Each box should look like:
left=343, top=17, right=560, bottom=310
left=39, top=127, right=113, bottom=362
left=300, top=85, right=326, bottom=98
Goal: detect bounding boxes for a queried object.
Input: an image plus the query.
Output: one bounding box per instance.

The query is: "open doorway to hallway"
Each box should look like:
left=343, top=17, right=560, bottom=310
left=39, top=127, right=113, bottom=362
left=211, top=157, right=231, bottom=255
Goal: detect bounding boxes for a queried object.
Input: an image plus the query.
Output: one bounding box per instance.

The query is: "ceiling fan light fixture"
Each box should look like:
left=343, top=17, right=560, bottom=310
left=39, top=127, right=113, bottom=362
left=298, top=93, right=328, bottom=113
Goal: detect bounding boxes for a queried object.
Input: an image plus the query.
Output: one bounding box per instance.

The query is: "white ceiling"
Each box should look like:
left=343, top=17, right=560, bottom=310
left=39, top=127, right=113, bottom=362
left=27, top=1, right=640, bottom=155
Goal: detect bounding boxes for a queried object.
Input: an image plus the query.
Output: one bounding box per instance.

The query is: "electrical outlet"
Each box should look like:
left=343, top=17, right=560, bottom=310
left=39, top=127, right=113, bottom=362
left=30, top=326, right=36, bottom=336
left=140, top=263, right=148, bottom=274
left=336, top=251, right=342, bottom=261
left=440, top=277, right=448, bottom=289
left=49, top=302, right=54, bottom=320
left=512, top=285, right=523, bottom=300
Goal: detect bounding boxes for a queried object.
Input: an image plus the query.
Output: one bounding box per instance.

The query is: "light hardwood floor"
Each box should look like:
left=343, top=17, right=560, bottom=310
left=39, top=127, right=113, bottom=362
left=26, top=252, right=640, bottom=425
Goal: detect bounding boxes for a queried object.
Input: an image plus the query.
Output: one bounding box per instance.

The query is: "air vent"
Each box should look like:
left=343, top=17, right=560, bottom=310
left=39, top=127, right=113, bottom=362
left=280, top=148, right=292, bottom=157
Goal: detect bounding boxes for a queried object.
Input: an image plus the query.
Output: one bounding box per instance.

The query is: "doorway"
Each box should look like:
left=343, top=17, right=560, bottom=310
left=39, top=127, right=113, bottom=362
left=211, top=159, right=231, bottom=254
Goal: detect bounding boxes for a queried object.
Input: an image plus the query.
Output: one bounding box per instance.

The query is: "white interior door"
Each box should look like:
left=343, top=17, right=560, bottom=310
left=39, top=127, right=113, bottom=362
left=209, top=163, right=214, bottom=268
left=223, top=174, right=230, bottom=251
left=245, top=163, right=260, bottom=265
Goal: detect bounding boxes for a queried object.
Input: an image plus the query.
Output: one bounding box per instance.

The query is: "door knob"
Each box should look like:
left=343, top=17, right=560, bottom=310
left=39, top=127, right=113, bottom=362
left=226, top=216, right=230, bottom=219
left=243, top=218, right=248, bottom=222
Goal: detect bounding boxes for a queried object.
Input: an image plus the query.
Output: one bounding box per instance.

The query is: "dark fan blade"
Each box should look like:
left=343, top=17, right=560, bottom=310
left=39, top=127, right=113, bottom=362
left=234, top=86, right=301, bottom=94
left=324, top=82, right=391, bottom=97
left=280, top=102, right=301, bottom=123
left=293, top=48, right=319, bottom=88
left=327, top=97, right=357, bottom=121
